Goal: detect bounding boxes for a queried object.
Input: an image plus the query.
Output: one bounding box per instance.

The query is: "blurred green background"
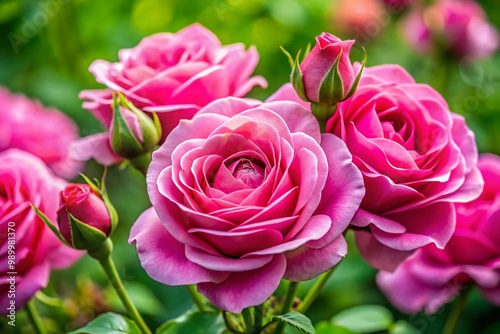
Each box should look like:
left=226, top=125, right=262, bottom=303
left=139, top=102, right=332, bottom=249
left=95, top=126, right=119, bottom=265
left=1, top=0, right=499, bottom=333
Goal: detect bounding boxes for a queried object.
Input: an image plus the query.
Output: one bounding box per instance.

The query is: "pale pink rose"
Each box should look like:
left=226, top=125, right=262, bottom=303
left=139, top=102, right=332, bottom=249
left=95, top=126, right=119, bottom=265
left=300, top=33, right=360, bottom=104
left=0, top=87, right=82, bottom=179
left=402, top=0, right=499, bottom=60
left=378, top=154, right=500, bottom=313
left=0, top=150, right=82, bottom=314
left=332, top=0, right=386, bottom=35
left=75, top=23, right=267, bottom=166
left=327, top=64, right=483, bottom=271
left=130, top=97, right=365, bottom=312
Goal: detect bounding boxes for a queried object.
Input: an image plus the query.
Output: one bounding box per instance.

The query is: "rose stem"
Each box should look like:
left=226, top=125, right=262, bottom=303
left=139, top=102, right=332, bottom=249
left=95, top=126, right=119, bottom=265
left=241, top=307, right=254, bottom=333
left=187, top=285, right=207, bottom=312
left=298, top=265, right=338, bottom=313
left=442, top=287, right=471, bottom=334
left=273, top=281, right=300, bottom=334
left=26, top=300, right=46, bottom=334
left=88, top=239, right=152, bottom=334
left=254, top=303, right=264, bottom=330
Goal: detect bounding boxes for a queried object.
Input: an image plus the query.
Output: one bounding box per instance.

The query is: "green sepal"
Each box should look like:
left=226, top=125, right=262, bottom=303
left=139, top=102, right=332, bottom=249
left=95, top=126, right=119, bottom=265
left=111, top=94, right=144, bottom=158
left=80, top=173, right=101, bottom=195
left=280, top=45, right=294, bottom=68
left=344, top=47, right=367, bottom=100
left=291, top=50, right=310, bottom=102
left=118, top=93, right=161, bottom=153
left=81, top=170, right=119, bottom=233
left=318, top=49, right=344, bottom=104
left=30, top=204, right=70, bottom=247
left=152, top=112, right=162, bottom=142
left=68, top=212, right=107, bottom=250
left=281, top=46, right=310, bottom=102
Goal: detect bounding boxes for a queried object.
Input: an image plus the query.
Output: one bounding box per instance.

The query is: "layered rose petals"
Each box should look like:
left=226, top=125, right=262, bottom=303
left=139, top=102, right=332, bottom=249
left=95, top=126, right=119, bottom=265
left=377, top=155, right=500, bottom=313
left=0, top=150, right=82, bottom=314
left=75, top=24, right=267, bottom=165
left=130, top=98, right=365, bottom=312
left=0, top=87, right=82, bottom=179
left=328, top=64, right=483, bottom=271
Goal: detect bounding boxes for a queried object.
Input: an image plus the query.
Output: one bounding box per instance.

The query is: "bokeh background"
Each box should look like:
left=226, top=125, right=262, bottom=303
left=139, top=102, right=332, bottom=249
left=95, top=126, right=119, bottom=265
left=1, top=0, right=499, bottom=333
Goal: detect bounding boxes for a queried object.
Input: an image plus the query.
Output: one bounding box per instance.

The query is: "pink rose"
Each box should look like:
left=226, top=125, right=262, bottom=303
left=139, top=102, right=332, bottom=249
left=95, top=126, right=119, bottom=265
left=75, top=23, right=267, bottom=166
left=377, top=154, right=500, bottom=313
left=0, top=87, right=82, bottom=179
left=327, top=64, right=483, bottom=271
left=332, top=0, right=386, bottom=35
left=0, top=150, right=82, bottom=314
left=402, top=0, right=499, bottom=60
left=130, top=97, right=365, bottom=312
left=57, top=184, right=112, bottom=248
left=299, top=33, right=360, bottom=105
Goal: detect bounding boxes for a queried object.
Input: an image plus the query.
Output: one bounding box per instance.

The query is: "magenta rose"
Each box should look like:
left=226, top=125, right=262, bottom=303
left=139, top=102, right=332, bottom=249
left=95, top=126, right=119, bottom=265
left=377, top=154, right=500, bottom=313
left=299, top=32, right=360, bottom=105
left=130, top=97, right=365, bottom=312
left=75, top=23, right=267, bottom=166
left=57, top=184, right=112, bottom=247
left=402, top=0, right=499, bottom=60
left=0, top=87, right=82, bottom=179
left=0, top=150, right=82, bottom=314
left=327, top=64, right=483, bottom=271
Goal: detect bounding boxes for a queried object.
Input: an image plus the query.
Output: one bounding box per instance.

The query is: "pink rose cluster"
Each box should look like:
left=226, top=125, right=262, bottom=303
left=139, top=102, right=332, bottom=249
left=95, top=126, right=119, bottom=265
left=124, top=28, right=486, bottom=313
left=378, top=154, right=500, bottom=313
left=327, top=64, right=483, bottom=271
left=0, top=150, right=81, bottom=314
left=0, top=87, right=82, bottom=179
left=403, top=0, right=499, bottom=60
left=0, top=87, right=83, bottom=313
left=74, top=23, right=267, bottom=165
left=130, top=97, right=365, bottom=312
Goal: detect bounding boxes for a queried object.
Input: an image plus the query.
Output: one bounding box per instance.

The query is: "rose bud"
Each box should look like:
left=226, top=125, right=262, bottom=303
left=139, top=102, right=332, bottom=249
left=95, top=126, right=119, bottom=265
left=110, top=94, right=161, bottom=160
left=56, top=183, right=113, bottom=250
left=287, top=32, right=366, bottom=121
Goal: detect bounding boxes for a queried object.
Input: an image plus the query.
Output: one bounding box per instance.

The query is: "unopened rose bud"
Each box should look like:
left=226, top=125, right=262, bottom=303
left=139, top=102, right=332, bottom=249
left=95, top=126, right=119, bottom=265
left=110, top=95, right=161, bottom=159
left=57, top=183, right=113, bottom=250
left=287, top=32, right=366, bottom=121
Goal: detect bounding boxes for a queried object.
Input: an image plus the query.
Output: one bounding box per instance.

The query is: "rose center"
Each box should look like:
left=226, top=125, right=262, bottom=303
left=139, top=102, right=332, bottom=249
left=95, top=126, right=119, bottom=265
left=231, top=159, right=265, bottom=188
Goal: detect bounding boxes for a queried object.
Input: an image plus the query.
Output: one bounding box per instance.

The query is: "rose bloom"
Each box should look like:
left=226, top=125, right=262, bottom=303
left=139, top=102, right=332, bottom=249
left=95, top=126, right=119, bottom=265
left=57, top=184, right=112, bottom=247
left=331, top=0, right=386, bottom=36
left=130, top=97, right=365, bottom=312
left=0, top=149, right=81, bottom=314
left=300, top=32, right=360, bottom=105
left=0, top=87, right=82, bottom=179
left=327, top=64, right=483, bottom=271
left=402, top=0, right=499, bottom=60
left=378, top=154, right=500, bottom=313
left=75, top=23, right=267, bottom=165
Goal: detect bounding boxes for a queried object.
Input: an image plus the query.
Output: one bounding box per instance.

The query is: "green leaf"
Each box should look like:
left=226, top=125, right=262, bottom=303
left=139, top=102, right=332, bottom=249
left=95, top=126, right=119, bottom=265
left=389, top=320, right=420, bottom=334
left=68, top=213, right=107, bottom=250
left=272, top=312, right=315, bottom=334
left=68, top=312, right=140, bottom=334
left=315, top=321, right=356, bottom=334
left=30, top=204, right=70, bottom=247
left=331, top=305, right=393, bottom=333
left=156, top=309, right=226, bottom=334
